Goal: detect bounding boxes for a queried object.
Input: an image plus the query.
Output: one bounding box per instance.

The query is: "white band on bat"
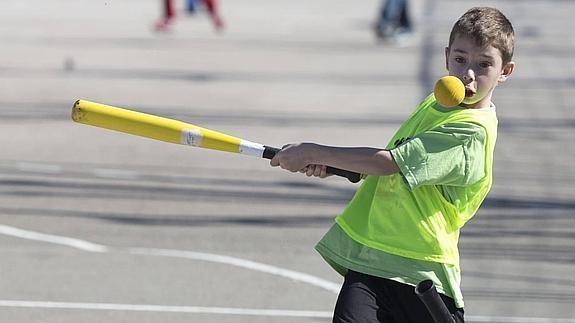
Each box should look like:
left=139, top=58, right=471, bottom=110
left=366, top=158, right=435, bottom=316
left=239, top=140, right=265, bottom=157
left=181, top=129, right=203, bottom=147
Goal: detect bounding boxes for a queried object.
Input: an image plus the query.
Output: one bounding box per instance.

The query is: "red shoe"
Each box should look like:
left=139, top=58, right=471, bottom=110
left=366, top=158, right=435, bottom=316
left=154, top=18, right=174, bottom=32
left=211, top=15, right=224, bottom=31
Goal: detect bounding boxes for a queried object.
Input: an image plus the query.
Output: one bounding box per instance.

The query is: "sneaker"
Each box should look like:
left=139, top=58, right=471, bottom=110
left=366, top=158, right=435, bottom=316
left=390, top=30, right=413, bottom=47
left=211, top=15, right=224, bottom=31
left=154, top=19, right=174, bottom=32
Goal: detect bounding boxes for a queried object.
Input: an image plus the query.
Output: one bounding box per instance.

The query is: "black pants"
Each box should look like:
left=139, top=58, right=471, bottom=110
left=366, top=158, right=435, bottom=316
left=333, top=271, right=464, bottom=323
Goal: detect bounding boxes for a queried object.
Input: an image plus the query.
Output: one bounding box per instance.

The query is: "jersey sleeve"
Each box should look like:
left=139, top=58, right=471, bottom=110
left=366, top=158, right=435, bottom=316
left=390, top=122, right=487, bottom=191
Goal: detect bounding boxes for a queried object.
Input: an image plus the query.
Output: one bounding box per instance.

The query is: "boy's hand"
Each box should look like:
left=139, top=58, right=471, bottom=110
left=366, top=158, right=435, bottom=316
left=300, top=164, right=329, bottom=178
left=270, top=143, right=317, bottom=173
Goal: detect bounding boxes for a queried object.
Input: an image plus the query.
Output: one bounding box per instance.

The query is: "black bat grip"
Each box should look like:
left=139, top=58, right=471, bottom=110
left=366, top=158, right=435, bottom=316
left=415, top=280, right=456, bottom=323
left=263, top=146, right=361, bottom=183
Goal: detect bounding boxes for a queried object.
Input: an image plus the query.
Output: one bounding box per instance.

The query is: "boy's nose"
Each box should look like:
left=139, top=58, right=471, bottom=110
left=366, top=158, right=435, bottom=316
left=462, top=69, right=475, bottom=83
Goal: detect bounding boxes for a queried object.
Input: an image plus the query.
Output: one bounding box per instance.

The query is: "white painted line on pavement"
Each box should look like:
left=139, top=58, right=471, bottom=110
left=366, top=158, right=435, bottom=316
left=0, top=225, right=108, bottom=253
left=3, top=226, right=570, bottom=323
left=0, top=225, right=340, bottom=293
left=0, top=300, right=573, bottom=323
left=467, top=316, right=575, bottom=323
left=128, top=247, right=342, bottom=293
left=0, top=300, right=332, bottom=318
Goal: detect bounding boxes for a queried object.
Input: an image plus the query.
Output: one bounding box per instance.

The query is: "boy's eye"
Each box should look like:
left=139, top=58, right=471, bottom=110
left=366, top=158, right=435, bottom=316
left=454, top=57, right=466, bottom=63
left=479, top=62, right=492, bottom=68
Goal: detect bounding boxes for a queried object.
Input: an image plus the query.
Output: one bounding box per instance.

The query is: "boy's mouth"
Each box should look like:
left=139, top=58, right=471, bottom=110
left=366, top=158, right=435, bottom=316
left=464, top=88, right=476, bottom=98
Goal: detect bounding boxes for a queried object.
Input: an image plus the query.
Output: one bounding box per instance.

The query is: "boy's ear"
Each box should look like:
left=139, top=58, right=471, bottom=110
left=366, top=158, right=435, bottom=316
left=498, top=61, right=515, bottom=83
left=444, top=47, right=450, bottom=70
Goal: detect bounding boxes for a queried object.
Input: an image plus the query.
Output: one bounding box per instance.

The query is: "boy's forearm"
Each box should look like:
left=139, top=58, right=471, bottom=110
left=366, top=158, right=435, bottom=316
left=307, top=143, right=400, bottom=176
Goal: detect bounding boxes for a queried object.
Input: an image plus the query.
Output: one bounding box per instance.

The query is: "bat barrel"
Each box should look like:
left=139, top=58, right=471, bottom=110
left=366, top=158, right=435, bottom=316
left=72, top=100, right=251, bottom=155
left=72, top=100, right=187, bottom=145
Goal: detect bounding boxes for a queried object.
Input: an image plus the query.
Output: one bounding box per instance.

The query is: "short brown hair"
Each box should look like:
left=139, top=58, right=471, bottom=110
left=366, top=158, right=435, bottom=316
left=449, top=7, right=514, bottom=66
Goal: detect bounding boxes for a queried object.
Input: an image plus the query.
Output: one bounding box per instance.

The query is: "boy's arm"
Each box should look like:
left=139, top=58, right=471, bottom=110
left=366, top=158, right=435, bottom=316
left=269, top=143, right=400, bottom=176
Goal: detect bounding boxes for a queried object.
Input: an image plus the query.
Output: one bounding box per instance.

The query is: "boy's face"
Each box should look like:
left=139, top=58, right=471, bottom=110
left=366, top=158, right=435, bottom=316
left=445, top=35, right=515, bottom=109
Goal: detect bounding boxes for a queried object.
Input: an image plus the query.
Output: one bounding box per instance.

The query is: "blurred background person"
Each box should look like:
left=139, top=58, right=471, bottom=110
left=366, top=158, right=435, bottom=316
left=186, top=0, right=197, bottom=14
left=155, top=0, right=224, bottom=32
left=202, top=0, right=224, bottom=30
left=155, top=0, right=176, bottom=31
left=374, top=0, right=412, bottom=44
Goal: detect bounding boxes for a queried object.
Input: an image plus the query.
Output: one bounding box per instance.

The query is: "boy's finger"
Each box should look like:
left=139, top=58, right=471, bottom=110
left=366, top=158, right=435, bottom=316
left=318, top=165, right=327, bottom=178
left=269, top=155, right=280, bottom=167
left=313, top=165, right=323, bottom=177
left=306, top=166, right=314, bottom=176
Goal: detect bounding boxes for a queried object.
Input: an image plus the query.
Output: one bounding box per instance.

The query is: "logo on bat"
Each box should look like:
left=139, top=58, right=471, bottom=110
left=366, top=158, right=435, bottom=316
left=182, top=129, right=203, bottom=147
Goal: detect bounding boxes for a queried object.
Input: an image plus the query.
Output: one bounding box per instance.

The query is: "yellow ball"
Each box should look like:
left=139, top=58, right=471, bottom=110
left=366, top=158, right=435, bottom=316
left=434, top=76, right=465, bottom=108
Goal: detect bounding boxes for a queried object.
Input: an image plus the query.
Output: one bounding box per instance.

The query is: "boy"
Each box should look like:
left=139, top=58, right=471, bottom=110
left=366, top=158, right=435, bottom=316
left=270, top=7, right=515, bottom=323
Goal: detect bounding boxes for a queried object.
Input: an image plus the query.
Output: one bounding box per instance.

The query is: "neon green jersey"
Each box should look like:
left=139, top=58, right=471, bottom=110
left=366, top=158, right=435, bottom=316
left=335, top=94, right=497, bottom=267
left=315, top=120, right=488, bottom=307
